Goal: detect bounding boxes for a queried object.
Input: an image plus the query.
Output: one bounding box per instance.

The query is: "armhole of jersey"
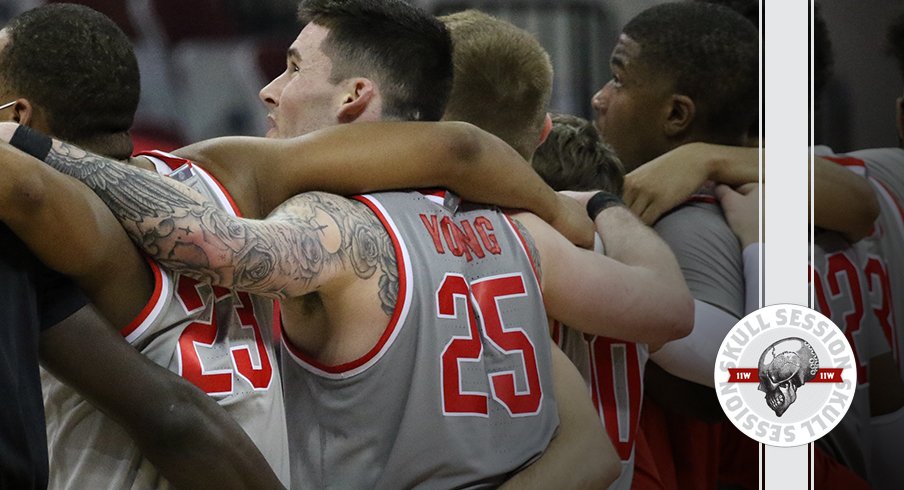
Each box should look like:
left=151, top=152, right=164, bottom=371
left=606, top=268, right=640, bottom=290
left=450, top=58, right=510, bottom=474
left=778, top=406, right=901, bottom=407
left=192, top=165, right=243, bottom=217
left=502, top=215, right=542, bottom=294
left=138, top=150, right=190, bottom=175
left=120, top=259, right=171, bottom=343
left=281, top=194, right=413, bottom=380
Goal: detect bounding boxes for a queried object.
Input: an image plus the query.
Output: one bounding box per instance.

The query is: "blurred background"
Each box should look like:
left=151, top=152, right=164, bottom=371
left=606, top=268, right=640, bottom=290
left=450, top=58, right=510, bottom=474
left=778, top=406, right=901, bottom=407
left=0, top=0, right=900, bottom=154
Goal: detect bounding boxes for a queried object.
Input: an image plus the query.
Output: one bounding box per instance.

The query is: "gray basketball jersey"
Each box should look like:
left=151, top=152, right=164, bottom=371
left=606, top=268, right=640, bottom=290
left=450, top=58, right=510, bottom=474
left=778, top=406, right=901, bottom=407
left=42, top=152, right=290, bottom=489
left=552, top=322, right=649, bottom=490
left=654, top=194, right=745, bottom=318
left=281, top=191, right=558, bottom=489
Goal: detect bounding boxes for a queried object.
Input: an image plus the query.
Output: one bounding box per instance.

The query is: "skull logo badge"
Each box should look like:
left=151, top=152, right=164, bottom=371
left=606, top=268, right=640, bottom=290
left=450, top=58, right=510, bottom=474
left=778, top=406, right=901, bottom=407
left=757, top=337, right=819, bottom=417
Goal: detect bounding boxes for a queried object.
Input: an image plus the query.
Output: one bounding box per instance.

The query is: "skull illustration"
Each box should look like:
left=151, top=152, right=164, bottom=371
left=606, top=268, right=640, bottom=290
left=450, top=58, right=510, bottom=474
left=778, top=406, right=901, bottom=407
left=757, top=337, right=819, bottom=417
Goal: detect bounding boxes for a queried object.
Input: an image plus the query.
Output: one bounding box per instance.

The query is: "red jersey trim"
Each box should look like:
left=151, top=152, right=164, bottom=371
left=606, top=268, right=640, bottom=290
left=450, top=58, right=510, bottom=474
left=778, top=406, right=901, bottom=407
left=137, top=150, right=192, bottom=172
left=282, top=194, right=413, bottom=379
left=120, top=259, right=170, bottom=342
left=822, top=155, right=866, bottom=168
left=686, top=194, right=718, bottom=205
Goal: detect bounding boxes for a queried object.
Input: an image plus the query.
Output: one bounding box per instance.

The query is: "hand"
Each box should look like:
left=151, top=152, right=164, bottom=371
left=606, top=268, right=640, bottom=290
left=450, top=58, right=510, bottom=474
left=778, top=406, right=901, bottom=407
left=623, top=150, right=710, bottom=225
left=548, top=192, right=595, bottom=249
left=715, top=183, right=761, bottom=248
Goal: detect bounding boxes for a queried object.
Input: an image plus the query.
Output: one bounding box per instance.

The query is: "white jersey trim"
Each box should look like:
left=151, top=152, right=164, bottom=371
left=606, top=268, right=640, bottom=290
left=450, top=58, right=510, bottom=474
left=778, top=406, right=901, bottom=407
left=122, top=261, right=172, bottom=343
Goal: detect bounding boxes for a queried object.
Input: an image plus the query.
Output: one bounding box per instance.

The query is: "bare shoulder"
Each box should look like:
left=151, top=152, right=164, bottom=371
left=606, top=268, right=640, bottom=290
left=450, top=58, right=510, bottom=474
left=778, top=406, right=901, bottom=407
left=273, top=192, right=399, bottom=315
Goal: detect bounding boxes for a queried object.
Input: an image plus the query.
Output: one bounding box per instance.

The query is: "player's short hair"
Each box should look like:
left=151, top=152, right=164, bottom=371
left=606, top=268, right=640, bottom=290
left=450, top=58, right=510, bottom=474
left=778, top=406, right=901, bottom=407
left=299, top=0, right=452, bottom=122
left=439, top=10, right=553, bottom=160
left=531, top=113, right=625, bottom=194
left=887, top=11, right=904, bottom=82
left=0, top=4, right=139, bottom=155
left=624, top=2, right=758, bottom=142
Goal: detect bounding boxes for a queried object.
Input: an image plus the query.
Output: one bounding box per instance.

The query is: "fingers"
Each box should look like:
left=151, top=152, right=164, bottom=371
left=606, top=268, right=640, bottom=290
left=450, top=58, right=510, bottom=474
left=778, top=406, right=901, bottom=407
left=714, top=184, right=737, bottom=203
left=639, top=202, right=663, bottom=226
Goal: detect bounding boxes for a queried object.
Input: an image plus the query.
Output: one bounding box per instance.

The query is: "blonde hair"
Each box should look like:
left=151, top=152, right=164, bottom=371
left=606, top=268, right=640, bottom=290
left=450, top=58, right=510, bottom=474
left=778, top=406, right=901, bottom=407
left=440, top=10, right=553, bottom=159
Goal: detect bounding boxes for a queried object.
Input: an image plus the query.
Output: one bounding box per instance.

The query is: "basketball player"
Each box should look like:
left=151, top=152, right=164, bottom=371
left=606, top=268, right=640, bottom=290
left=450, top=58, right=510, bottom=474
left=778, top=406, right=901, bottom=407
left=587, top=4, right=761, bottom=488
left=0, top=6, right=285, bottom=488
left=0, top=0, right=693, bottom=487
left=0, top=3, right=603, bottom=488
left=530, top=113, right=646, bottom=489
left=596, top=3, right=887, bottom=487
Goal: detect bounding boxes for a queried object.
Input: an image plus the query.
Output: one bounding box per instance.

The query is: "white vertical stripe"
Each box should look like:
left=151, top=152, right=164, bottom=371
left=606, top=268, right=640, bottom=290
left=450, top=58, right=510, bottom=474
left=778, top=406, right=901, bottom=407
left=763, top=0, right=811, bottom=488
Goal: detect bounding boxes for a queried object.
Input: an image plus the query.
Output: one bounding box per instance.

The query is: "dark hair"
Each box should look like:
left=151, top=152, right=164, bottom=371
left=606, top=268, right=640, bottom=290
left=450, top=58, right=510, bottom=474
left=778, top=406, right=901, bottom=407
left=624, top=2, right=758, bottom=142
left=813, top=3, right=834, bottom=101
left=298, top=0, right=453, bottom=122
left=697, top=0, right=758, bottom=27
left=531, top=113, right=625, bottom=195
left=0, top=4, right=139, bottom=156
left=887, top=11, right=904, bottom=82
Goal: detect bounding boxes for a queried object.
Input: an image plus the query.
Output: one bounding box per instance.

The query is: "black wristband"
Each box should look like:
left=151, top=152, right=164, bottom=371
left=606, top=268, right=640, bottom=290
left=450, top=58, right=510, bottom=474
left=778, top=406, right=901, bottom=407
left=9, top=125, right=52, bottom=161
left=586, top=191, right=624, bottom=220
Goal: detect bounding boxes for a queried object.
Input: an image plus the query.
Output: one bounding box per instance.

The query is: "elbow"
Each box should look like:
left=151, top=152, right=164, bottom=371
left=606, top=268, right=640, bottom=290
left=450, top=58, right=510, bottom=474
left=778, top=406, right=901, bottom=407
left=598, top=457, right=621, bottom=489
left=2, top=171, right=48, bottom=218
left=846, top=193, right=880, bottom=243
left=442, top=122, right=485, bottom=171
left=673, top=294, right=695, bottom=340
left=134, top=385, right=208, bottom=454
left=652, top=290, right=694, bottom=345
left=585, top=436, right=621, bottom=489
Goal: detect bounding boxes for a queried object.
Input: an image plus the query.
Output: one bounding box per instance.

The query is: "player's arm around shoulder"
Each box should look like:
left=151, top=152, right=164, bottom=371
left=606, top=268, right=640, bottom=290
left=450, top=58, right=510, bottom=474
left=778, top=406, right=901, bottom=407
left=511, top=204, right=693, bottom=346
left=139, top=189, right=393, bottom=302
left=0, top=142, right=151, bottom=327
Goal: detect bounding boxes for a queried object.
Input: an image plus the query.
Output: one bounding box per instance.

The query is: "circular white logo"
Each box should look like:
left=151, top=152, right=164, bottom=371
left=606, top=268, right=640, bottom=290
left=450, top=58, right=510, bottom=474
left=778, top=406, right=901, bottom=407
left=714, top=304, right=857, bottom=447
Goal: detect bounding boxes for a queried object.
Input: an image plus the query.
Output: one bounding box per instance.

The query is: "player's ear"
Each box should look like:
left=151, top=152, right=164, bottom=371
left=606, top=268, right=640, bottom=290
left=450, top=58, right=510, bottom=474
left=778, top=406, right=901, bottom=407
left=338, top=78, right=376, bottom=123
left=1, top=97, right=33, bottom=124
left=663, top=93, right=695, bottom=137
left=536, top=113, right=553, bottom=148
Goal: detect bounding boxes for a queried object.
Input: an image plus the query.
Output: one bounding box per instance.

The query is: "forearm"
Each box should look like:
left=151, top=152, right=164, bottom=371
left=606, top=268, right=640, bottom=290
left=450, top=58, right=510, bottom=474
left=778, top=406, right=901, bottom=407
left=0, top=144, right=148, bottom=312
left=813, top=156, right=878, bottom=241
left=135, top=382, right=284, bottom=489
left=40, top=306, right=284, bottom=489
left=595, top=206, right=694, bottom=336
left=179, top=123, right=592, bottom=246
left=501, top=346, right=617, bottom=489
left=706, top=144, right=759, bottom=185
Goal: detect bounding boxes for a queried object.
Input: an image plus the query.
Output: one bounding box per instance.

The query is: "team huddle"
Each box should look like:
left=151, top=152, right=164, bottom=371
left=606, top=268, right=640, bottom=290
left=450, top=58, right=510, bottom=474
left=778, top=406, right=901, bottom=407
left=1, top=0, right=902, bottom=488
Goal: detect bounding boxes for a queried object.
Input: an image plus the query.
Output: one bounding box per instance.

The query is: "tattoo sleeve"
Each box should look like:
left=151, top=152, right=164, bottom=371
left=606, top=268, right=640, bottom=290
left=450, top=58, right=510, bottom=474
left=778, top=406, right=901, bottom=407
left=42, top=140, right=398, bottom=308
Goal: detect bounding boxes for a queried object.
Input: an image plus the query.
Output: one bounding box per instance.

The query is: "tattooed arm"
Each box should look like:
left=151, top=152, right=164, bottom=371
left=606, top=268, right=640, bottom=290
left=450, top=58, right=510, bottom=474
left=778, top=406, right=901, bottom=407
left=14, top=136, right=395, bottom=303
left=176, top=122, right=594, bottom=247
